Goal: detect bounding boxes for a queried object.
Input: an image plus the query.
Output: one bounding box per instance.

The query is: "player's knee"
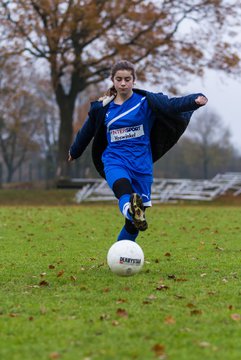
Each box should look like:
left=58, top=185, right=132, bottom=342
left=112, top=178, right=133, bottom=199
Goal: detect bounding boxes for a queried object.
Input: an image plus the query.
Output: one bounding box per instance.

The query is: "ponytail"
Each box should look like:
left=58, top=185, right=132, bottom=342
left=98, top=85, right=117, bottom=102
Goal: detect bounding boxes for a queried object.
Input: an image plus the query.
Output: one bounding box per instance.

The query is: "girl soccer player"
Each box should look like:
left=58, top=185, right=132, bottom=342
left=68, top=60, right=208, bottom=242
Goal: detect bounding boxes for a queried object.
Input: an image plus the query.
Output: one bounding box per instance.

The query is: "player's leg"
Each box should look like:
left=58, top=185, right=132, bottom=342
left=111, top=176, right=139, bottom=241
left=107, top=170, right=133, bottom=221
left=105, top=167, right=148, bottom=238
left=117, top=218, right=139, bottom=242
left=113, top=176, right=149, bottom=232
left=130, top=179, right=152, bottom=231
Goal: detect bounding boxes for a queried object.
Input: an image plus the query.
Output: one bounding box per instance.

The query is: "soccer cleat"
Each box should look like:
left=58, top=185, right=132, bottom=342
left=129, top=193, right=148, bottom=231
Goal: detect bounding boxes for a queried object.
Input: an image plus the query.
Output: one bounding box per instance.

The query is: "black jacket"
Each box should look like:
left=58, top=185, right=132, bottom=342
left=70, top=89, right=205, bottom=178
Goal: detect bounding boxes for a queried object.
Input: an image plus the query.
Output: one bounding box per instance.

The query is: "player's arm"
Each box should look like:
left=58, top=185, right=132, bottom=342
left=167, top=93, right=208, bottom=112
left=68, top=115, right=95, bottom=161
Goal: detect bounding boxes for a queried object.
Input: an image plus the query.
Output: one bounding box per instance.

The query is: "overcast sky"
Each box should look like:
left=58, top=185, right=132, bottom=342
left=180, top=69, right=241, bottom=152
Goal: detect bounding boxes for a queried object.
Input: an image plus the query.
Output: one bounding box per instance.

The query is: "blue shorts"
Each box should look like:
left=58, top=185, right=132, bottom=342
left=105, top=166, right=152, bottom=207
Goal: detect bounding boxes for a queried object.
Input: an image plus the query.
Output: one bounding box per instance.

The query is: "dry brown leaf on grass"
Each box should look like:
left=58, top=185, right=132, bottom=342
left=57, top=270, right=64, bottom=277
left=9, top=313, right=18, bottom=317
left=40, top=306, right=47, bottom=315
left=156, top=284, right=169, bottom=291
left=112, top=320, right=119, bottom=326
left=190, top=309, right=203, bottom=316
left=116, top=298, right=128, bottom=304
left=39, top=280, right=49, bottom=286
left=186, top=303, right=196, bottom=308
left=230, top=313, right=241, bottom=321
left=102, top=287, right=110, bottom=293
left=49, top=352, right=61, bottom=359
left=164, top=316, right=176, bottom=325
left=152, top=343, right=166, bottom=358
left=100, top=313, right=110, bottom=321
left=116, top=308, right=128, bottom=318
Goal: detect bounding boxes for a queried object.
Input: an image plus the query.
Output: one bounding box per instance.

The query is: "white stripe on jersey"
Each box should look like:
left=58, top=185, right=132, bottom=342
left=107, top=96, right=146, bottom=130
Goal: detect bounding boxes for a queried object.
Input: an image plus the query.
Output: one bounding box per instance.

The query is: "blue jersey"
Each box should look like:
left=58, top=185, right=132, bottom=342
left=102, top=93, right=155, bottom=180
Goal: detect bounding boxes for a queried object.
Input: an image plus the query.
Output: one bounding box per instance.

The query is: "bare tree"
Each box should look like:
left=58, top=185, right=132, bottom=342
left=1, top=0, right=240, bottom=177
left=0, top=58, right=43, bottom=182
left=185, top=109, right=233, bottom=178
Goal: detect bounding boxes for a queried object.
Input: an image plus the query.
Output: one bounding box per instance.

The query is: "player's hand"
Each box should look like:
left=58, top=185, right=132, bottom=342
left=68, top=153, right=74, bottom=162
left=195, top=95, right=208, bottom=106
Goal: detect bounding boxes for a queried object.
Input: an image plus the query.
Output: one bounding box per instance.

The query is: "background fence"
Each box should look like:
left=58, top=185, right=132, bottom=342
left=72, top=173, right=241, bottom=203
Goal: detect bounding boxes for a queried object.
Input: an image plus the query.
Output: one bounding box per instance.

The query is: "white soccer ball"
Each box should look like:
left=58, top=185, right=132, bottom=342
left=107, top=240, right=144, bottom=277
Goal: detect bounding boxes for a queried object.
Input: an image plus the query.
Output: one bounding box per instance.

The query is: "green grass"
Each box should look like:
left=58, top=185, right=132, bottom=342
left=0, top=204, right=240, bottom=360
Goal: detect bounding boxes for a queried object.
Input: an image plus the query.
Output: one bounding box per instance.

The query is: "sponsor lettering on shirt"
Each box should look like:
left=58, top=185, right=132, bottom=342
left=110, top=124, right=144, bottom=142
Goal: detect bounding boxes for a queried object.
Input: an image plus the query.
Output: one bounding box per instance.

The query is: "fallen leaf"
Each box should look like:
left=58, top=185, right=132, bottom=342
left=116, top=308, right=128, bottom=318
left=167, top=274, right=176, bottom=279
left=186, top=303, right=196, bottom=308
left=207, top=291, right=216, bottom=296
left=116, top=298, right=127, bottom=304
left=230, top=313, right=241, bottom=321
left=174, top=294, right=185, bottom=299
left=57, top=270, right=64, bottom=278
left=102, top=288, right=110, bottom=293
left=49, top=265, right=55, bottom=269
left=175, top=278, right=188, bottom=282
left=49, top=352, right=61, bottom=359
left=190, top=309, right=202, bottom=316
left=152, top=343, right=165, bottom=357
left=27, top=285, right=40, bottom=289
left=147, top=294, right=157, bottom=300
left=112, top=320, right=119, bottom=326
left=215, top=246, right=224, bottom=251
left=29, top=316, right=34, bottom=321
left=40, top=272, right=47, bottom=277
left=100, top=313, right=110, bottom=321
left=156, top=285, right=169, bottom=291
left=70, top=275, right=77, bottom=281
left=9, top=313, right=18, bottom=317
left=97, top=263, right=104, bottom=268
left=199, top=341, right=211, bottom=348
left=164, top=252, right=171, bottom=257
left=40, top=306, right=47, bottom=315
left=164, top=316, right=176, bottom=325
left=200, top=273, right=207, bottom=277
left=80, top=285, right=88, bottom=291
left=39, top=280, right=49, bottom=287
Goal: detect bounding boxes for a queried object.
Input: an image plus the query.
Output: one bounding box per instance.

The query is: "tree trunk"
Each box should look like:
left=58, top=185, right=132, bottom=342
left=6, top=164, right=14, bottom=183
left=56, top=92, right=77, bottom=178
left=202, top=146, right=209, bottom=179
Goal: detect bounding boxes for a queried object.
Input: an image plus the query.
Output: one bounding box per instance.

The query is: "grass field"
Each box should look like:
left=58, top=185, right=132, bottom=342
left=0, top=192, right=240, bottom=360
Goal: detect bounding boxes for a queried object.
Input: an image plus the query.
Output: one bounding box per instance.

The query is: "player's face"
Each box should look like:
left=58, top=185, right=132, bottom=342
left=112, top=70, right=134, bottom=97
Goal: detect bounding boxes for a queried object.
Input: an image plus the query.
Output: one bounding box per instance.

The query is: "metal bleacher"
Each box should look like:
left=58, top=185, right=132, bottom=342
left=74, top=172, right=241, bottom=203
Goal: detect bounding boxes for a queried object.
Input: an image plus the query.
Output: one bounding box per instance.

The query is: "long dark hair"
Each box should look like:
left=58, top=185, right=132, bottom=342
left=104, top=60, right=136, bottom=97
